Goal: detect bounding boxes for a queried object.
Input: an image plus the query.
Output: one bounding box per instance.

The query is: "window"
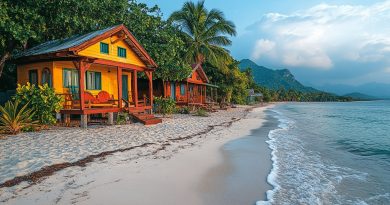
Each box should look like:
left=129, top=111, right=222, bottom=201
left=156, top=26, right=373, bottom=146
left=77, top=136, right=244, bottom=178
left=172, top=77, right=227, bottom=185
left=29, top=69, right=38, bottom=85
left=63, top=69, right=79, bottom=88
left=180, top=83, right=186, bottom=95
left=100, top=42, right=109, bottom=54
left=41, top=68, right=52, bottom=87
left=117, top=47, right=127, bottom=58
left=86, top=71, right=102, bottom=90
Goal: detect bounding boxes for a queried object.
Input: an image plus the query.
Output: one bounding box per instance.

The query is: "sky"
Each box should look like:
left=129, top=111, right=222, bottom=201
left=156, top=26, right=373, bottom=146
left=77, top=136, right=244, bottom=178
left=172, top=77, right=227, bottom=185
left=139, top=0, right=390, bottom=86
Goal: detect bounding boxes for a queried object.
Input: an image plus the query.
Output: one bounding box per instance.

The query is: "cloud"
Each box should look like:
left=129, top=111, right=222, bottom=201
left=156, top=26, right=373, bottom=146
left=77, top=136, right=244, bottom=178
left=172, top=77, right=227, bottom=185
left=248, top=1, right=390, bottom=71
left=251, top=39, right=276, bottom=60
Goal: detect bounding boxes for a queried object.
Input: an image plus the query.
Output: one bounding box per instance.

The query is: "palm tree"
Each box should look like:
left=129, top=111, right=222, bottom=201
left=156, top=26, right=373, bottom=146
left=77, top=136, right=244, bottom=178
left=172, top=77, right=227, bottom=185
left=169, top=1, right=236, bottom=67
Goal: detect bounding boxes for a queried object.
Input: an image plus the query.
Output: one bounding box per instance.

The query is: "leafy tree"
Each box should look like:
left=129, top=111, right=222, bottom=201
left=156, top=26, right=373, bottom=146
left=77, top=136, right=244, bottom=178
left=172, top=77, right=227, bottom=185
left=0, top=0, right=45, bottom=78
left=169, top=0, right=236, bottom=68
left=123, top=1, right=192, bottom=82
left=0, top=0, right=129, bottom=80
left=204, top=59, right=249, bottom=104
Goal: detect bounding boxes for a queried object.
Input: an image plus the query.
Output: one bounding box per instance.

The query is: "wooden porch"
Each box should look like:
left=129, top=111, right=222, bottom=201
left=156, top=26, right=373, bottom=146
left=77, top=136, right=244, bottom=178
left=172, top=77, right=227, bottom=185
left=59, top=58, right=158, bottom=127
left=160, top=81, right=218, bottom=107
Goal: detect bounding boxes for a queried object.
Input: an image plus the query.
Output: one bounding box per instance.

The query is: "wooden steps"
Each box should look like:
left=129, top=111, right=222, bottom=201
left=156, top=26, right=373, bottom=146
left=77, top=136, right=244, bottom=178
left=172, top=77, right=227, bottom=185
left=132, top=113, right=162, bottom=125
left=122, top=103, right=162, bottom=125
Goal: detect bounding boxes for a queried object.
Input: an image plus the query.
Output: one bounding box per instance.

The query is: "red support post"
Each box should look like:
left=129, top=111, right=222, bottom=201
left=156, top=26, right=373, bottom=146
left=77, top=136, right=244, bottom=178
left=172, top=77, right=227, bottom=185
left=147, top=71, right=153, bottom=106
left=117, top=67, right=122, bottom=108
left=78, top=61, right=85, bottom=110
left=133, top=70, right=138, bottom=107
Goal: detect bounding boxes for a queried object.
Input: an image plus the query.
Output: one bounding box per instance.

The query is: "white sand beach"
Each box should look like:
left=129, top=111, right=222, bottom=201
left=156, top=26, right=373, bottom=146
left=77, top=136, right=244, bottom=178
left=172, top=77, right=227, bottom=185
left=0, top=105, right=274, bottom=205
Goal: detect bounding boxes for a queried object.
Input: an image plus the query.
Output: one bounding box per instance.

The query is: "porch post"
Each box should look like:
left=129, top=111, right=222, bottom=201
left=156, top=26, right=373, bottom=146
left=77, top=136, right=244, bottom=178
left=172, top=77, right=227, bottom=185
left=80, top=114, right=87, bottom=128
left=133, top=70, right=138, bottom=107
left=78, top=61, right=85, bottom=110
left=186, top=82, right=189, bottom=105
left=204, top=86, right=206, bottom=104
left=148, top=71, right=153, bottom=107
left=117, top=67, right=122, bottom=108
left=200, top=85, right=203, bottom=104
left=107, top=112, right=114, bottom=125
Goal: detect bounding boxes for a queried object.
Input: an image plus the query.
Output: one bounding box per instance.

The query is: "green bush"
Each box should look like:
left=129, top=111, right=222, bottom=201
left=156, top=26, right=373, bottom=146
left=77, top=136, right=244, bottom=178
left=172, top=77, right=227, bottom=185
left=154, top=97, right=176, bottom=116
left=116, top=112, right=130, bottom=125
left=176, top=106, right=191, bottom=114
left=13, top=83, right=64, bottom=125
left=0, top=100, right=38, bottom=135
left=194, top=108, right=209, bottom=117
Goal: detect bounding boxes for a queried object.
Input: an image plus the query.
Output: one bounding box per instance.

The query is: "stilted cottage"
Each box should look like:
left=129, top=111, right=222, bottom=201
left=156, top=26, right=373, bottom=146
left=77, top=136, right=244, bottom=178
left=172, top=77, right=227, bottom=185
left=154, top=64, right=218, bottom=106
left=15, top=24, right=161, bottom=127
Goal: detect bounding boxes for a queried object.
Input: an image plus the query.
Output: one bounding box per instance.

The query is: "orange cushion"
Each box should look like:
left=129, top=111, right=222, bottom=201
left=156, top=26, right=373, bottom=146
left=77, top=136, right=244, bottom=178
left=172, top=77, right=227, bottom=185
left=96, top=91, right=111, bottom=103
left=84, top=92, right=98, bottom=103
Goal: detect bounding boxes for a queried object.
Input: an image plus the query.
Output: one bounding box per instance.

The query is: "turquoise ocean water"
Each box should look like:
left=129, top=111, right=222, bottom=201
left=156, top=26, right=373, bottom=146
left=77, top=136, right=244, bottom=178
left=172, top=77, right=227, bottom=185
left=259, top=101, right=390, bottom=205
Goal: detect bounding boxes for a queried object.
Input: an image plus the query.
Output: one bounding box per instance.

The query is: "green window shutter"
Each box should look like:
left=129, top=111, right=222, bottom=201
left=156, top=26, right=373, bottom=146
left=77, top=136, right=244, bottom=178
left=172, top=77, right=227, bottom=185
left=95, top=72, right=101, bottom=90
left=63, top=69, right=70, bottom=87
left=180, top=84, right=186, bottom=95
left=100, top=42, right=109, bottom=54
left=86, top=71, right=90, bottom=90
left=73, top=70, right=79, bottom=88
left=118, top=47, right=126, bottom=58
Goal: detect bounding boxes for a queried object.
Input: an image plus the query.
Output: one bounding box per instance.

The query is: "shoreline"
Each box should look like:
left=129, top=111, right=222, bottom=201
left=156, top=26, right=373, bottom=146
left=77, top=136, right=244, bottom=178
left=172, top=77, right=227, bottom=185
left=1, top=104, right=275, bottom=204
left=199, top=110, right=277, bottom=204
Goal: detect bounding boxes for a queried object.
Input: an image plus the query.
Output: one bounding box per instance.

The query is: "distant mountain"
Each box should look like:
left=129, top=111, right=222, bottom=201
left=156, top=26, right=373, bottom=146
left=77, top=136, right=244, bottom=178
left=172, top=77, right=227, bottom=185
left=343, top=92, right=379, bottom=101
left=315, top=83, right=390, bottom=99
left=239, top=59, right=317, bottom=92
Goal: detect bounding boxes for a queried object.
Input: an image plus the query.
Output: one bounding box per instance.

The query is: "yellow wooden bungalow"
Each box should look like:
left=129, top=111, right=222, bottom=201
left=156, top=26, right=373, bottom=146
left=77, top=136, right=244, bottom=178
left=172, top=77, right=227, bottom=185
left=15, top=24, right=161, bottom=127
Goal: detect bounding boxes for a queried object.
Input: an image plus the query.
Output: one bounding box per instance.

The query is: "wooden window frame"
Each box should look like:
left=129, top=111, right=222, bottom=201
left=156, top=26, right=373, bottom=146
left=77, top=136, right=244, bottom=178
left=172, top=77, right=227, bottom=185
left=63, top=68, right=79, bottom=88
left=28, top=69, right=38, bottom=85
left=117, top=47, right=127, bottom=58
left=86, top=71, right=102, bottom=90
left=41, top=67, right=52, bottom=87
left=100, top=42, right=109, bottom=54
left=180, top=83, right=186, bottom=95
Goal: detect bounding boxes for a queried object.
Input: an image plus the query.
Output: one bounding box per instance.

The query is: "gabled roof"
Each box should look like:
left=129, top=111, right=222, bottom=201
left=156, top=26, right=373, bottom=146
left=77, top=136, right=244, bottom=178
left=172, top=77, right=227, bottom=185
left=188, top=63, right=209, bottom=83
left=15, top=24, right=157, bottom=68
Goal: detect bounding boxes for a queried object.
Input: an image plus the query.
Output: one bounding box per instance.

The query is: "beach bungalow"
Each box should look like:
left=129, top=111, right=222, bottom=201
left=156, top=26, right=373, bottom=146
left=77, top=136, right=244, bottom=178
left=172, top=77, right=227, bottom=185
left=154, top=64, right=218, bottom=107
left=14, top=24, right=161, bottom=127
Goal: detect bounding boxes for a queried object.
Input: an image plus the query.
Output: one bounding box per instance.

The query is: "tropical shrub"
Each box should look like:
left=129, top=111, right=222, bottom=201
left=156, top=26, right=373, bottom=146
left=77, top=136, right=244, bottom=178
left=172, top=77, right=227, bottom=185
left=154, top=97, right=176, bottom=116
left=116, top=112, right=130, bottom=125
left=194, top=108, right=208, bottom=117
left=0, top=100, right=38, bottom=134
left=176, top=106, right=191, bottom=114
left=13, top=83, right=64, bottom=125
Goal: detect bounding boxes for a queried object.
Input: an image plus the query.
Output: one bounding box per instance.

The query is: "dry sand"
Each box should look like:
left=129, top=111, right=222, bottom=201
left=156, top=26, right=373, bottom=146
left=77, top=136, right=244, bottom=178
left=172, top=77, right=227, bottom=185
left=1, top=105, right=274, bottom=205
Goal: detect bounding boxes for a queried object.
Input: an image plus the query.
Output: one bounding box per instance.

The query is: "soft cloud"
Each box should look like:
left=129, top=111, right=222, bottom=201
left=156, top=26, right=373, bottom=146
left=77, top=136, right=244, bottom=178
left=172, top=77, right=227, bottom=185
left=251, top=39, right=276, bottom=60
left=249, top=1, right=390, bottom=71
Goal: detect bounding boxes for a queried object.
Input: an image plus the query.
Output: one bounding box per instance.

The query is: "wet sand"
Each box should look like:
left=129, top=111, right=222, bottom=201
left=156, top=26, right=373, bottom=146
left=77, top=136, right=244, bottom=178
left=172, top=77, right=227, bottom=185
left=199, top=112, right=277, bottom=205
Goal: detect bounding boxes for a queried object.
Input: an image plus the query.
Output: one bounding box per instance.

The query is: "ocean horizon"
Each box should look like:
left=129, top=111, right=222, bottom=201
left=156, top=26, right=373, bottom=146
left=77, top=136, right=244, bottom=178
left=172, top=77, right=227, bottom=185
left=260, top=101, right=390, bottom=204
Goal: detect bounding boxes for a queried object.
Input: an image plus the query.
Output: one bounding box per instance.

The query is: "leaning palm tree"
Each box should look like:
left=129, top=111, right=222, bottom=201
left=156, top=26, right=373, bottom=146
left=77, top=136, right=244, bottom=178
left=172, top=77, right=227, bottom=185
left=169, top=1, right=236, bottom=68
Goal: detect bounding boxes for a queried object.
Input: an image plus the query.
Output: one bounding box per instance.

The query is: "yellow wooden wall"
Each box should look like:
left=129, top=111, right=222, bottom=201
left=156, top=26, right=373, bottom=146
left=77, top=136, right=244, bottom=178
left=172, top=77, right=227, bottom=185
left=17, top=62, right=53, bottom=85
left=18, top=61, right=132, bottom=101
left=53, top=61, right=132, bottom=99
left=78, top=36, right=146, bottom=67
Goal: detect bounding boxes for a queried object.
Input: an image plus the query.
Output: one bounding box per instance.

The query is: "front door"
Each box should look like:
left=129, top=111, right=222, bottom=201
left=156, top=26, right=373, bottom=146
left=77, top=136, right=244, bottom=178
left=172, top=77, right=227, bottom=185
left=170, top=82, right=176, bottom=100
left=122, top=75, right=129, bottom=100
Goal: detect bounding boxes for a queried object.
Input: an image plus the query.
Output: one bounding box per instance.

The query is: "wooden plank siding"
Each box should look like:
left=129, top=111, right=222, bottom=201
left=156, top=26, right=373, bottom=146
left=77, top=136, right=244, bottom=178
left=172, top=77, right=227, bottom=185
left=17, top=62, right=53, bottom=85
left=77, top=36, right=146, bottom=68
